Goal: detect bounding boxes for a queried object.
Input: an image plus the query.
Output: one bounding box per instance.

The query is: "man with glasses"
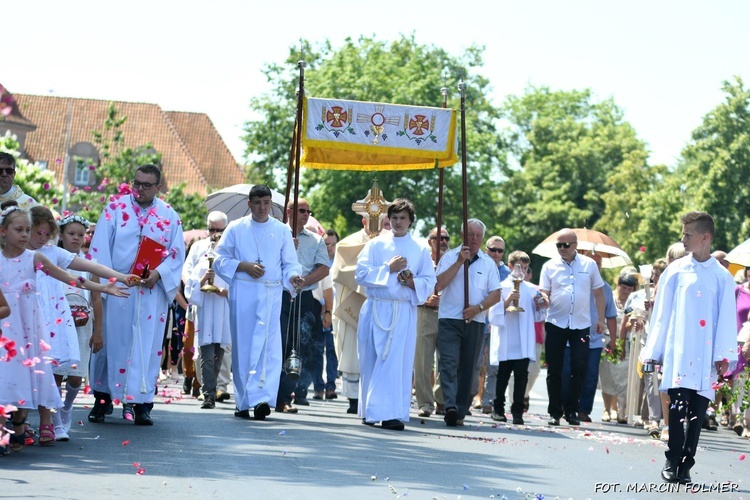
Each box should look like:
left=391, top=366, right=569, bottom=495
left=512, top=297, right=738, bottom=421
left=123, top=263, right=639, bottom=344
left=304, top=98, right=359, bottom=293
left=182, top=211, right=231, bottom=408
left=88, top=164, right=185, bottom=426
left=540, top=228, right=606, bottom=426
left=436, top=219, right=502, bottom=426
left=0, top=152, right=37, bottom=209
left=276, top=199, right=330, bottom=413
left=414, top=227, right=450, bottom=417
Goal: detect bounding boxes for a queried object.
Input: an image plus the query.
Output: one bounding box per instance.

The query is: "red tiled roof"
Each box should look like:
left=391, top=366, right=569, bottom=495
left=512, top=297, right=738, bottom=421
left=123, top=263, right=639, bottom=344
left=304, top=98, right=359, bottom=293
left=12, top=94, right=244, bottom=196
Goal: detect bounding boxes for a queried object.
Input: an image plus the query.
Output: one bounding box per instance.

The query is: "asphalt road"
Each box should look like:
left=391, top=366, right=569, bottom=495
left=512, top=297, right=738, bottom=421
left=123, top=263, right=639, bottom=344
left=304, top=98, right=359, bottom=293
left=2, top=370, right=748, bottom=499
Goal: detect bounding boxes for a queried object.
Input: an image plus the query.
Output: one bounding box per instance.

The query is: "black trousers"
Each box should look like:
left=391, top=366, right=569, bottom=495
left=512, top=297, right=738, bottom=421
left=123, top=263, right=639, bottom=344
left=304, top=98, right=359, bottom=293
left=494, top=358, right=530, bottom=415
left=277, top=290, right=321, bottom=404
left=545, top=323, right=589, bottom=418
left=666, top=388, right=710, bottom=468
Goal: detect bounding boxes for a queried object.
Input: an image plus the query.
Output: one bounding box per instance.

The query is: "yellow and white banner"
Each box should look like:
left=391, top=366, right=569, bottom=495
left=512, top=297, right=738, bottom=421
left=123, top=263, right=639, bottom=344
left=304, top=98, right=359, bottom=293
left=301, top=97, right=458, bottom=171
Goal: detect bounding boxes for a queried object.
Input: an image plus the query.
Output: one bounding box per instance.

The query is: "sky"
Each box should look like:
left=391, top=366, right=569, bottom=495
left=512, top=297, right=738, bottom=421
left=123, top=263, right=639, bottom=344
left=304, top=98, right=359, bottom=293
left=4, top=0, right=748, bottom=169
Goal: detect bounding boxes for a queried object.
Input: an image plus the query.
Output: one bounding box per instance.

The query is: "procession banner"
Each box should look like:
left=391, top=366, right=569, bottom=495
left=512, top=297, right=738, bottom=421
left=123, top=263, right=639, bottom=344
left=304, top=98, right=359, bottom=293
left=301, top=97, right=458, bottom=171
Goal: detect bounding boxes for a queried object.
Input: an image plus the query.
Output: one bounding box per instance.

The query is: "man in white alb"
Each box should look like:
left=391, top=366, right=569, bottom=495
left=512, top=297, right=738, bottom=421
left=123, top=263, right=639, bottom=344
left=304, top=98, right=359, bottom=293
left=214, top=185, right=303, bottom=421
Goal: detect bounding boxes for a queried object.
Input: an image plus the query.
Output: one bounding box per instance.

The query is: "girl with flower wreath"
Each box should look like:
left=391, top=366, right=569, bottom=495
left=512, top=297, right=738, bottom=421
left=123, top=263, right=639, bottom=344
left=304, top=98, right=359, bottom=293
left=0, top=204, right=129, bottom=453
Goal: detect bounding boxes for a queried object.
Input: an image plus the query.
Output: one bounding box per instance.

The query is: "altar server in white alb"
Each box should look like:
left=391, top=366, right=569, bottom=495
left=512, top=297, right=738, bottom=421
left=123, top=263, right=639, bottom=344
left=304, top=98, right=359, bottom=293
left=488, top=250, right=547, bottom=426
left=88, top=165, right=185, bottom=426
left=355, top=198, right=436, bottom=430
left=641, top=211, right=736, bottom=485
left=213, top=185, right=303, bottom=421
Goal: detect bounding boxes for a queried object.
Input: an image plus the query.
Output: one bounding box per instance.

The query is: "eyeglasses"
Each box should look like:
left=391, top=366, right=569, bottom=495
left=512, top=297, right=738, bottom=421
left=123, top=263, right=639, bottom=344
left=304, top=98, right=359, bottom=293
left=429, top=236, right=450, bottom=242
left=208, top=227, right=225, bottom=234
left=297, top=208, right=313, bottom=215
left=0, top=167, right=16, bottom=175
left=487, top=247, right=504, bottom=254
left=556, top=242, right=575, bottom=249
left=132, top=180, right=156, bottom=190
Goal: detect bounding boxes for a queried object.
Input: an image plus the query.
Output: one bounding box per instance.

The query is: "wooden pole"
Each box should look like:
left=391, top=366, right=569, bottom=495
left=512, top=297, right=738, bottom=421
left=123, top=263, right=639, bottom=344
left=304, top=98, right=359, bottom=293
left=434, top=86, right=449, bottom=272
left=283, top=117, right=297, bottom=224
left=458, top=80, right=469, bottom=310
left=291, top=61, right=306, bottom=236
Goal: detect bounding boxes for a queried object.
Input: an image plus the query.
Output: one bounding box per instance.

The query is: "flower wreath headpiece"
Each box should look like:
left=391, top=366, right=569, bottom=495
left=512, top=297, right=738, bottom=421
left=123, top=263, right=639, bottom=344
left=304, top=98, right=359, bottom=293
left=0, top=205, right=22, bottom=225
left=57, top=214, right=91, bottom=229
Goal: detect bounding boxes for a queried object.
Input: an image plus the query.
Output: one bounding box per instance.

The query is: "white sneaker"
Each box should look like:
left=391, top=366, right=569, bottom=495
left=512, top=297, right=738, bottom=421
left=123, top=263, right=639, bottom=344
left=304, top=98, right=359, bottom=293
left=55, top=425, right=69, bottom=442
left=60, top=407, right=73, bottom=434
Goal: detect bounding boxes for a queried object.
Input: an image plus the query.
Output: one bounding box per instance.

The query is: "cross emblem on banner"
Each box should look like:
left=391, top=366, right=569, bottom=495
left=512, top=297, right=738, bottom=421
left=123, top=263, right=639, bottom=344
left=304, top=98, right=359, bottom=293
left=351, top=179, right=391, bottom=237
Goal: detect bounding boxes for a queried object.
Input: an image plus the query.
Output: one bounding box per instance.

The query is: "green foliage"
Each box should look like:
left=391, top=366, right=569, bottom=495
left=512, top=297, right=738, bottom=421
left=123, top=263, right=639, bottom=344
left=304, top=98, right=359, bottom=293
left=163, top=182, right=206, bottom=230
left=495, top=86, right=653, bottom=263
left=243, top=35, right=505, bottom=237
left=67, top=103, right=161, bottom=222
left=677, top=76, right=750, bottom=251
left=0, top=132, right=64, bottom=208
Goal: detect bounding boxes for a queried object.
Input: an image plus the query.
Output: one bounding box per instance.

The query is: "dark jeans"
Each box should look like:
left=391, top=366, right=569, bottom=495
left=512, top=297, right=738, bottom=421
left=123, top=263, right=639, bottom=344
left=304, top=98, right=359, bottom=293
left=278, top=291, right=322, bottom=404
left=437, top=318, right=484, bottom=419
left=561, top=346, right=603, bottom=415
left=313, top=328, right=338, bottom=391
left=161, top=303, right=185, bottom=370
left=495, top=358, right=530, bottom=415
left=545, top=323, right=589, bottom=419
left=666, top=388, right=709, bottom=467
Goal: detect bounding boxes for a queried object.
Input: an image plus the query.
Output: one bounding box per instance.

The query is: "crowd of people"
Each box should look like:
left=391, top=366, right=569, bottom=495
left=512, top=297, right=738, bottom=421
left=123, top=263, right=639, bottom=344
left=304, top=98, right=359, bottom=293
left=0, top=159, right=747, bottom=486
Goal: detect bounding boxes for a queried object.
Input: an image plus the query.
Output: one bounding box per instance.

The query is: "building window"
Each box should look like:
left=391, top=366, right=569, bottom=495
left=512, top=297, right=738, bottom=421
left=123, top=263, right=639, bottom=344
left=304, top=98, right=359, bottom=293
left=73, top=158, right=90, bottom=186
left=35, top=160, right=48, bottom=170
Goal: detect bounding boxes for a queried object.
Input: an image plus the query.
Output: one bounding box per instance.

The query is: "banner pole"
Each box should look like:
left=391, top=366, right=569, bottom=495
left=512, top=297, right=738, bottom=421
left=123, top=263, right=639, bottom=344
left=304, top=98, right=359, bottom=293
left=291, top=61, right=306, bottom=235
left=434, top=86, right=449, bottom=283
left=458, top=80, right=469, bottom=310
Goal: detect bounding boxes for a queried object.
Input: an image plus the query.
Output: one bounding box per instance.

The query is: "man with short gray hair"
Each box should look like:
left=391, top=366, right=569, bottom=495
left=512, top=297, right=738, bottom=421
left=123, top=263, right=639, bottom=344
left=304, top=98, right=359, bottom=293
left=436, top=219, right=502, bottom=427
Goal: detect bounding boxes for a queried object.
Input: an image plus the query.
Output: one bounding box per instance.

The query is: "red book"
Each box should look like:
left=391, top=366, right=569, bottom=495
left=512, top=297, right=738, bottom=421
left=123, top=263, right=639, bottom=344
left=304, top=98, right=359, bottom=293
left=130, top=236, right=167, bottom=278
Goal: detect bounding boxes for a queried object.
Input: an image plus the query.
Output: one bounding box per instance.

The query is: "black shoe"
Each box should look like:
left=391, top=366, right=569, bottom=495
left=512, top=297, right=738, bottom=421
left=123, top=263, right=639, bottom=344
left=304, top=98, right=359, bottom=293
left=122, top=403, right=135, bottom=421
left=677, top=465, right=692, bottom=484
left=362, top=418, right=375, bottom=426
left=565, top=412, right=581, bottom=426
left=293, top=398, right=310, bottom=406
left=707, top=414, right=719, bottom=431
left=661, top=460, right=678, bottom=483
left=490, top=411, right=507, bottom=422
left=444, top=407, right=459, bottom=427
left=325, top=389, right=338, bottom=400
left=182, top=376, right=193, bottom=395
left=201, top=396, right=215, bottom=409
left=548, top=417, right=561, bottom=426
left=133, top=406, right=153, bottom=426
left=105, top=402, right=114, bottom=416
left=215, top=390, right=230, bottom=402
left=346, top=399, right=358, bottom=414
left=381, top=419, right=405, bottom=431
left=88, top=393, right=111, bottom=423
left=234, top=408, right=251, bottom=419
left=253, top=402, right=271, bottom=420
left=191, top=385, right=201, bottom=398
left=512, top=414, right=524, bottom=425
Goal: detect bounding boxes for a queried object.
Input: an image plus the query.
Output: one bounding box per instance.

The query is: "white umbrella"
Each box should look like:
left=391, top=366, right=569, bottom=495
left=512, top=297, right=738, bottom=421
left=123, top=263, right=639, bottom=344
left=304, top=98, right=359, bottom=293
left=727, top=237, right=750, bottom=267
left=532, top=228, right=632, bottom=268
left=205, top=184, right=285, bottom=223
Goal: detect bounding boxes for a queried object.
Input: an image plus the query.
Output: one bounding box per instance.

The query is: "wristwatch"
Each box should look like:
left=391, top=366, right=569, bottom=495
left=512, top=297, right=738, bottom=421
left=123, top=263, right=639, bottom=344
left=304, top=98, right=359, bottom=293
left=478, top=303, right=484, bottom=312
left=324, top=310, right=331, bottom=315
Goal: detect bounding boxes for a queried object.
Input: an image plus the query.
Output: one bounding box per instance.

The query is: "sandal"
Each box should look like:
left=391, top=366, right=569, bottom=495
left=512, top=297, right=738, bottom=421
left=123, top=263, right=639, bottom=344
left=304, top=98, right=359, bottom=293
left=38, top=424, right=55, bottom=446
left=10, top=419, right=26, bottom=452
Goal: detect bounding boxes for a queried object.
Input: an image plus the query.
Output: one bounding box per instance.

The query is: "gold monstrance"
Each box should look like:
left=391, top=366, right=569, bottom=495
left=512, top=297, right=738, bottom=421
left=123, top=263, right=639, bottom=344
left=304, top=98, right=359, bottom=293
left=351, top=178, right=391, bottom=238
left=505, top=263, right=526, bottom=313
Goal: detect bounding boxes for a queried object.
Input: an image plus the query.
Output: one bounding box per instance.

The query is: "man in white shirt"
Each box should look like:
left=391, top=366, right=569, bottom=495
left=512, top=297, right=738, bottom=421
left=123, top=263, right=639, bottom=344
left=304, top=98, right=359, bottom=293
left=436, top=219, right=502, bottom=427
left=540, top=228, right=605, bottom=426
left=641, top=212, right=735, bottom=484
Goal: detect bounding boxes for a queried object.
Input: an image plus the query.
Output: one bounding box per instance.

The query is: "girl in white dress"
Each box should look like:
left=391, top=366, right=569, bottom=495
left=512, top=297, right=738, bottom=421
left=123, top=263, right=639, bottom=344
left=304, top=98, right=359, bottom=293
left=0, top=206, right=129, bottom=452
left=27, top=207, right=136, bottom=441
left=51, top=215, right=105, bottom=440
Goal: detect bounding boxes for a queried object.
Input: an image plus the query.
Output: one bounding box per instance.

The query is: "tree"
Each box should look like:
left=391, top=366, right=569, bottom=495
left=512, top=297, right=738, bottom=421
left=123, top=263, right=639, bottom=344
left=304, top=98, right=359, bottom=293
left=243, top=35, right=505, bottom=237
left=0, top=131, right=64, bottom=208
left=677, top=76, right=750, bottom=251
left=495, top=86, right=652, bottom=262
